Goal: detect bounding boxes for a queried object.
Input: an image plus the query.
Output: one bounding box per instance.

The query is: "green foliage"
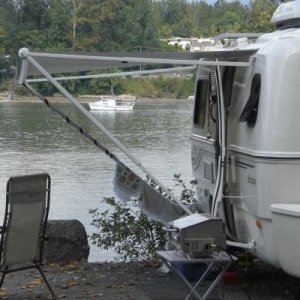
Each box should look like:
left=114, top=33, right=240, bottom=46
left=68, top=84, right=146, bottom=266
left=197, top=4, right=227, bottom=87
left=248, top=0, right=277, bottom=32
left=159, top=0, right=193, bottom=37
left=217, top=11, right=242, bottom=33
left=89, top=197, right=167, bottom=262
left=0, top=0, right=280, bottom=92
left=33, top=75, right=195, bottom=99
left=89, top=175, right=197, bottom=262
left=1, top=0, right=279, bottom=55
left=47, top=0, right=72, bottom=50
left=123, top=76, right=194, bottom=99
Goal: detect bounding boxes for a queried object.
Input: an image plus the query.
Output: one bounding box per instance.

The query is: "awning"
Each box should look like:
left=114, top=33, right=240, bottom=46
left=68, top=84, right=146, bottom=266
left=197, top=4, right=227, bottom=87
left=17, top=48, right=258, bottom=79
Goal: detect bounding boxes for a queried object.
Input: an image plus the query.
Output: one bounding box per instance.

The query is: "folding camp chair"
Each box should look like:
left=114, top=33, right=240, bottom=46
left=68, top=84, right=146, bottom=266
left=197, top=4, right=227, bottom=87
left=0, top=173, right=56, bottom=299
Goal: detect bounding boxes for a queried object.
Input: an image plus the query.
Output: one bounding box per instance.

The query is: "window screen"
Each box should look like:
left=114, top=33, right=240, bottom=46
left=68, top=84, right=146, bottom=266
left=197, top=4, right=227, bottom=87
left=239, top=73, right=261, bottom=127
left=193, top=79, right=209, bottom=128
left=223, top=66, right=236, bottom=109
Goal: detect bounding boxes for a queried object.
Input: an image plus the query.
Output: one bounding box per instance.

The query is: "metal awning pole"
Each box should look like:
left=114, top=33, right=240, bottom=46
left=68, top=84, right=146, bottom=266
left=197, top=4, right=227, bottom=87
left=26, top=66, right=196, bottom=83
left=18, top=48, right=192, bottom=215
left=212, top=63, right=226, bottom=216
left=30, top=51, right=252, bottom=67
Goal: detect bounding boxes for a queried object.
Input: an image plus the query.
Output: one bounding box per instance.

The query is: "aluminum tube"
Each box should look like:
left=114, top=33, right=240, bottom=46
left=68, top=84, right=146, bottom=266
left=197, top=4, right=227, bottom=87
left=20, top=49, right=192, bottom=215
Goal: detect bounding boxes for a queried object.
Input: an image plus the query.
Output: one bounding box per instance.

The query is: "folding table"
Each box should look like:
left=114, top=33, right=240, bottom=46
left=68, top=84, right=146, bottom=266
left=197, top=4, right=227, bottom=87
left=157, top=250, right=236, bottom=300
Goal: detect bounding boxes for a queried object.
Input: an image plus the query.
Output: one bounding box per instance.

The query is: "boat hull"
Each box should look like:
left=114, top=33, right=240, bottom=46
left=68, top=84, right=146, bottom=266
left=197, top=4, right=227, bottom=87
left=89, top=103, right=134, bottom=111
left=88, top=95, right=135, bottom=111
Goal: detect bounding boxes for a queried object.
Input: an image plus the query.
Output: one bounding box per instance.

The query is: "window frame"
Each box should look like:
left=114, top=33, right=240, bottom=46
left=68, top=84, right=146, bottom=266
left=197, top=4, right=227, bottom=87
left=193, top=79, right=209, bottom=128
left=239, top=73, right=261, bottom=127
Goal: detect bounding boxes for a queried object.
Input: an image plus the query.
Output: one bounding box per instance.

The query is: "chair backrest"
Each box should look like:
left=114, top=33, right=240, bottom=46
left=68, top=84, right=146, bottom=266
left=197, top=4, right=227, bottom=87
left=0, top=174, right=50, bottom=268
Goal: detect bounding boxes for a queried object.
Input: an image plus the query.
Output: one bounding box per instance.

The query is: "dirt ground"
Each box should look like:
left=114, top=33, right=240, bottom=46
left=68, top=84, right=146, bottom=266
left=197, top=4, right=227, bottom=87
left=1, top=259, right=300, bottom=300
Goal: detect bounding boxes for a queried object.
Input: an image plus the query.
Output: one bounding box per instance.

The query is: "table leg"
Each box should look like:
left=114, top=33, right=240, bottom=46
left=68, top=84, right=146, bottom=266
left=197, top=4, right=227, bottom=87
left=162, top=259, right=204, bottom=300
left=201, top=262, right=231, bottom=300
left=185, top=261, right=214, bottom=300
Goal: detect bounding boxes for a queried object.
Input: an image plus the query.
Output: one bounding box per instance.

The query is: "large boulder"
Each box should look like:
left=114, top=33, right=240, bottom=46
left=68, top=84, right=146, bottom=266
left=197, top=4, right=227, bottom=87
left=44, top=219, right=90, bottom=262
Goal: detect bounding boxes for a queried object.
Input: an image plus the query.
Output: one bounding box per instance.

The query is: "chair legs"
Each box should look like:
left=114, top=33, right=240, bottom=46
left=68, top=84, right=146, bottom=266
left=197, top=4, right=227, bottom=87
left=0, top=265, right=57, bottom=300
left=0, top=267, right=8, bottom=289
left=36, top=265, right=57, bottom=300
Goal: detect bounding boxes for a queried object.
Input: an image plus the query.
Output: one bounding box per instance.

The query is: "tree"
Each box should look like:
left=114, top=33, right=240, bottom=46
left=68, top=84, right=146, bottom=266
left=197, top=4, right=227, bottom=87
left=159, top=0, right=193, bottom=37
left=0, top=0, right=280, bottom=94
left=209, top=0, right=246, bottom=35
left=247, top=0, right=276, bottom=32
left=0, top=2, right=7, bottom=90
left=14, top=0, right=50, bottom=30
left=188, top=2, right=212, bottom=37
left=0, top=2, right=6, bottom=50
left=71, top=0, right=84, bottom=49
left=216, top=11, right=242, bottom=33
left=71, top=0, right=119, bottom=51
left=74, top=0, right=159, bottom=52
left=47, top=0, right=72, bottom=50
left=3, top=0, right=51, bottom=51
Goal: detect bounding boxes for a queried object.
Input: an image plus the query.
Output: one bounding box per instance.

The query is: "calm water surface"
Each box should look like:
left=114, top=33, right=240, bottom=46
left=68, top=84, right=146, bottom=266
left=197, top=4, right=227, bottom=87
left=0, top=100, right=193, bottom=261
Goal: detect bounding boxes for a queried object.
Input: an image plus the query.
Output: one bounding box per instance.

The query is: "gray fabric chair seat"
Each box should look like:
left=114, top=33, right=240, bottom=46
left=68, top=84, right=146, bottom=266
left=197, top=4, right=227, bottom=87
left=0, top=173, right=56, bottom=299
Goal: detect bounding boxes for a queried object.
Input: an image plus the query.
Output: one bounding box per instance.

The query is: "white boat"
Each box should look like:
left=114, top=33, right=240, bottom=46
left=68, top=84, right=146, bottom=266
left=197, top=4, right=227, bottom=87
left=16, top=0, right=300, bottom=278
left=89, top=95, right=136, bottom=111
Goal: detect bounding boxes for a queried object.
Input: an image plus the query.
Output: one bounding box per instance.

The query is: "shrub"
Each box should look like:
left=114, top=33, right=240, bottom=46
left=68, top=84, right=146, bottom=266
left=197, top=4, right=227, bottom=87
left=89, top=197, right=167, bottom=262
left=89, top=174, right=197, bottom=262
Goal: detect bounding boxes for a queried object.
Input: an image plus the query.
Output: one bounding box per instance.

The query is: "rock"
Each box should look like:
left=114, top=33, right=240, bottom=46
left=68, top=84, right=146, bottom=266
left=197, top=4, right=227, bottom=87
left=44, top=219, right=90, bottom=262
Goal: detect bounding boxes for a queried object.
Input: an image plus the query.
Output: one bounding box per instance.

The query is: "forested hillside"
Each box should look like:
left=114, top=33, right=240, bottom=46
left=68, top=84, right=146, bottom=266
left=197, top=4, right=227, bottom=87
left=0, top=0, right=277, bottom=96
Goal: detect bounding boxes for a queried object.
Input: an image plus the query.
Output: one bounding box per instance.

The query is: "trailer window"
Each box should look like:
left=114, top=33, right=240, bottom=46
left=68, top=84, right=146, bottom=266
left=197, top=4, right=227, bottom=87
left=194, top=79, right=208, bottom=128
left=239, top=73, right=261, bottom=127
left=223, top=66, right=236, bottom=109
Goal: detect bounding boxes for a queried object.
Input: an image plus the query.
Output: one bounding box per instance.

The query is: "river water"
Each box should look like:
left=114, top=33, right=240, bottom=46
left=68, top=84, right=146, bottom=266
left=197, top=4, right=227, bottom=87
left=0, top=99, right=194, bottom=262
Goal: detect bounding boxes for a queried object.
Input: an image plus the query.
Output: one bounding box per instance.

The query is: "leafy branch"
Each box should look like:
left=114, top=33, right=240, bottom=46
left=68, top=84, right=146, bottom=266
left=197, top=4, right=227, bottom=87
left=89, top=197, right=167, bottom=262
left=89, top=174, right=197, bottom=262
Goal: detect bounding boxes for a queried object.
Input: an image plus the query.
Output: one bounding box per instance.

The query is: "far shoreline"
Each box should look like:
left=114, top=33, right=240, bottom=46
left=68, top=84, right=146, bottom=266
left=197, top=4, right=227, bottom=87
left=0, top=94, right=194, bottom=105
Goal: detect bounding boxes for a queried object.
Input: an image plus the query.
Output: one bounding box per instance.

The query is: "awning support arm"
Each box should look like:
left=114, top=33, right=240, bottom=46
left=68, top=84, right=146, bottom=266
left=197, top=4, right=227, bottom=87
left=29, top=51, right=252, bottom=67
left=26, top=66, right=196, bottom=83
left=18, top=48, right=192, bottom=216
